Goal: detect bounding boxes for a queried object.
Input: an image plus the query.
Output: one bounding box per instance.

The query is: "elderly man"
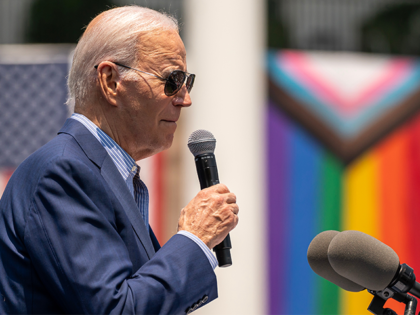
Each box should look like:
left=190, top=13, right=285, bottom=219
left=0, top=6, right=239, bottom=315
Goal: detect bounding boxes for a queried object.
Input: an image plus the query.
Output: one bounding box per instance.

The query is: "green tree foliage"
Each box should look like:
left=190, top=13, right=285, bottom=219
left=26, top=0, right=115, bottom=43
left=267, top=0, right=289, bottom=49
left=361, top=3, right=420, bottom=56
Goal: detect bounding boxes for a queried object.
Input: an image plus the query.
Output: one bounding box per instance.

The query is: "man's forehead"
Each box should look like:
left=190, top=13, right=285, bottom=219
left=140, top=30, right=184, bottom=53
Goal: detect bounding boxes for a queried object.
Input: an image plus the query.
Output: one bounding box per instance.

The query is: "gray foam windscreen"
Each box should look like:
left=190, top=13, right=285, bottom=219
left=187, top=130, right=216, bottom=156
left=328, top=230, right=400, bottom=291
left=307, top=230, right=365, bottom=292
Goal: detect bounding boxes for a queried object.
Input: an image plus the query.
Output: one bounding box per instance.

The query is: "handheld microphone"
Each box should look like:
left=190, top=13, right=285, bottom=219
left=188, top=129, right=232, bottom=268
left=328, top=230, right=420, bottom=298
left=307, top=230, right=365, bottom=292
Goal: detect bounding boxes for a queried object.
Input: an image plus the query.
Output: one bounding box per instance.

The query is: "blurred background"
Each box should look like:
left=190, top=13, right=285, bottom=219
left=2, top=0, right=420, bottom=314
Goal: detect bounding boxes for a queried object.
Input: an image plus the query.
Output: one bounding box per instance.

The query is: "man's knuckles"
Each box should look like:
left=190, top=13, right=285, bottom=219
left=213, top=194, right=226, bottom=206
left=219, top=206, right=237, bottom=222
left=213, top=183, right=229, bottom=194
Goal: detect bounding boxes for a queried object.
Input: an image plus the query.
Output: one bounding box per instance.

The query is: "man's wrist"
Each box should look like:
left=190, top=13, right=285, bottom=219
left=177, top=230, right=218, bottom=269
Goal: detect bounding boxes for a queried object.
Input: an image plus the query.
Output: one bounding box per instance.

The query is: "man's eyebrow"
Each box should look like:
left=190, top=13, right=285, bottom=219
left=161, top=66, right=183, bottom=77
left=166, top=55, right=183, bottom=60
left=159, top=69, right=172, bottom=78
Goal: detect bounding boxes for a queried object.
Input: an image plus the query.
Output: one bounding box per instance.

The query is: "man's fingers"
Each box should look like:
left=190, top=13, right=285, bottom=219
left=213, top=183, right=229, bottom=194
left=233, top=212, right=239, bottom=227
left=225, top=193, right=236, bottom=204
left=230, top=204, right=239, bottom=215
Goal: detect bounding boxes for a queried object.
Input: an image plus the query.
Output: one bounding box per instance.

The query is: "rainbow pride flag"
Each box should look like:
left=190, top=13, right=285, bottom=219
left=267, top=50, right=420, bottom=314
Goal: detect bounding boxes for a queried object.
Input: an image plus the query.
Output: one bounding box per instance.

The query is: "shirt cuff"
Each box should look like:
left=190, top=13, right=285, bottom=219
left=177, top=230, right=218, bottom=270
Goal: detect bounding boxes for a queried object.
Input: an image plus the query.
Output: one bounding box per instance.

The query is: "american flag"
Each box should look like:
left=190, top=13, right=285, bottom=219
left=0, top=45, right=71, bottom=197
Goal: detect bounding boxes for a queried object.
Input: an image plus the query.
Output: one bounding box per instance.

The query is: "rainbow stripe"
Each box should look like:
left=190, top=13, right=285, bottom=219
left=268, top=103, right=420, bottom=314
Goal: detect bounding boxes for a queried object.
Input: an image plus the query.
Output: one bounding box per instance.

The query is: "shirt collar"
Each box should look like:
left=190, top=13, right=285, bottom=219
left=70, top=113, right=139, bottom=181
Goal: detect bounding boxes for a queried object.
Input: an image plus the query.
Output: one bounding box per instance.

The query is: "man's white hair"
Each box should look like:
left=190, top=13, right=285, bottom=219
left=67, top=6, right=178, bottom=109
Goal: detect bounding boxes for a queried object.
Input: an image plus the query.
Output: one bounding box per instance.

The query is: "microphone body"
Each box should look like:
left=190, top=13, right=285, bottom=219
left=195, top=153, right=219, bottom=189
left=194, top=152, right=232, bottom=267
left=188, top=130, right=232, bottom=268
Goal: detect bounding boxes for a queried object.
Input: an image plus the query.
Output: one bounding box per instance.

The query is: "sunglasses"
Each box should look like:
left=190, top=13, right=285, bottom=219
left=94, top=62, right=195, bottom=96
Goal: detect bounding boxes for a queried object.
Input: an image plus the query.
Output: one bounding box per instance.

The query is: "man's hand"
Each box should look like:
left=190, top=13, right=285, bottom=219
left=178, top=184, right=239, bottom=249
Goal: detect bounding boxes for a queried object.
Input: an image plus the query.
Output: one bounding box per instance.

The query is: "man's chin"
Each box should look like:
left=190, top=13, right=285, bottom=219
left=162, top=134, right=175, bottom=150
left=153, top=135, right=174, bottom=154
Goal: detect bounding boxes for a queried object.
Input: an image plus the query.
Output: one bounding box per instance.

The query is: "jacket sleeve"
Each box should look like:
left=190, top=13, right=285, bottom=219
left=24, top=157, right=217, bottom=314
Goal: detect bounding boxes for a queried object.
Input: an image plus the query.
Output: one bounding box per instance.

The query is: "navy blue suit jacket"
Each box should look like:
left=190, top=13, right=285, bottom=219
left=0, top=119, right=217, bottom=314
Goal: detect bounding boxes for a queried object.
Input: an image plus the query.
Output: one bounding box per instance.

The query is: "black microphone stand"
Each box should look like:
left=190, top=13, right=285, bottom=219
left=367, top=289, right=417, bottom=315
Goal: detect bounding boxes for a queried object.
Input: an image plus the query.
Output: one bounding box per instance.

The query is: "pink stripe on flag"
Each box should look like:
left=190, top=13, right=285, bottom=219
left=280, top=51, right=344, bottom=109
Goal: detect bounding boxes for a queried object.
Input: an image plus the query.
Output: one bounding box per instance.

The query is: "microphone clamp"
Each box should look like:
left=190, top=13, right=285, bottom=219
left=367, top=264, right=420, bottom=315
left=388, top=264, right=420, bottom=298
left=367, top=289, right=417, bottom=315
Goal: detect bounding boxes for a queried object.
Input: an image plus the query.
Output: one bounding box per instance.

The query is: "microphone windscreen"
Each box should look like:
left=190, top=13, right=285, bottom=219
left=328, top=230, right=400, bottom=291
left=307, top=230, right=364, bottom=292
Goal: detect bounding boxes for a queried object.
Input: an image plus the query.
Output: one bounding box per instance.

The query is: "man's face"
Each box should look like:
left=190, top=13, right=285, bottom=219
left=118, top=29, right=191, bottom=160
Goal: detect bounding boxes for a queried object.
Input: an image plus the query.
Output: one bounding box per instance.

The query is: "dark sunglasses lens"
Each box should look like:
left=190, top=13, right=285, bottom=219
left=165, top=71, right=185, bottom=95
left=186, top=74, right=195, bottom=93
left=164, top=81, right=178, bottom=96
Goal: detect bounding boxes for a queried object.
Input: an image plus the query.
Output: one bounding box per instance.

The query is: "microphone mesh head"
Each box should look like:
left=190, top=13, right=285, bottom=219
left=188, top=130, right=216, bottom=156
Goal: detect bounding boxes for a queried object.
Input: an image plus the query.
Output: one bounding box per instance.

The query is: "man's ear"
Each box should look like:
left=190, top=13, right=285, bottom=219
left=96, top=62, right=120, bottom=107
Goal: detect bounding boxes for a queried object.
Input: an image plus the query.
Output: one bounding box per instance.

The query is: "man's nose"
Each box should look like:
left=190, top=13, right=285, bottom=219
left=173, top=85, right=192, bottom=107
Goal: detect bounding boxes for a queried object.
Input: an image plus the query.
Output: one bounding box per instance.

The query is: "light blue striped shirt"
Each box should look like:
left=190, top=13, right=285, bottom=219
left=70, top=113, right=217, bottom=269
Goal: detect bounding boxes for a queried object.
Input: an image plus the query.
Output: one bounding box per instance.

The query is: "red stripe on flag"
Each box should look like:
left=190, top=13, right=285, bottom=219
left=0, top=168, right=15, bottom=198
left=407, top=113, right=420, bottom=273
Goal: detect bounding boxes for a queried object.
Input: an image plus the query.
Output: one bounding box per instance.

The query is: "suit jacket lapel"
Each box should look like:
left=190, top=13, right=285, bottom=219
left=101, top=156, right=155, bottom=258
left=149, top=226, right=161, bottom=252
left=58, top=118, right=155, bottom=259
